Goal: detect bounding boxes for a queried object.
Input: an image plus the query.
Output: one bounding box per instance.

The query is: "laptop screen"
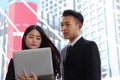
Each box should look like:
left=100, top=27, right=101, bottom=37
left=13, top=47, right=54, bottom=80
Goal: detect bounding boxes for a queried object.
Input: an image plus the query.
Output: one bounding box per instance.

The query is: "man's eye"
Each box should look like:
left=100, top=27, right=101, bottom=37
left=66, top=24, right=70, bottom=26
left=61, top=24, right=63, bottom=27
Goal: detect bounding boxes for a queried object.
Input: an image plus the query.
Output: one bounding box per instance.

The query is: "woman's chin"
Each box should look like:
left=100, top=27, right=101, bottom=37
left=30, top=46, right=39, bottom=49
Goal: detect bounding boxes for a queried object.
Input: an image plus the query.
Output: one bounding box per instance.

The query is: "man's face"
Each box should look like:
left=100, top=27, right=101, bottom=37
left=61, top=15, right=81, bottom=42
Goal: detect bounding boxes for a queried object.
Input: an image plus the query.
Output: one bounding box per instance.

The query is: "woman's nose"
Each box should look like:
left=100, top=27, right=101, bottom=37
left=32, top=38, right=36, bottom=42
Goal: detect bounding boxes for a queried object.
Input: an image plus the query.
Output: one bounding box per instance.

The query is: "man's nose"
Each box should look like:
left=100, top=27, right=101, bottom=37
left=61, top=25, right=67, bottom=31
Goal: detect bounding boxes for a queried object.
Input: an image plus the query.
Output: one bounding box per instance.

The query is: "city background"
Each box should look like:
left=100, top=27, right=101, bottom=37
left=0, top=0, right=120, bottom=80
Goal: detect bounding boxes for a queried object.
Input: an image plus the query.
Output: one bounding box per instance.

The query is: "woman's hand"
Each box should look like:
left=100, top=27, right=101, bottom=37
left=56, top=73, right=61, bottom=79
left=17, top=68, right=38, bottom=80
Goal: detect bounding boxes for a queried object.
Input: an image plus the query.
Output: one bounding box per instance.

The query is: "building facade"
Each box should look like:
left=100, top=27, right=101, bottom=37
left=0, top=0, right=120, bottom=80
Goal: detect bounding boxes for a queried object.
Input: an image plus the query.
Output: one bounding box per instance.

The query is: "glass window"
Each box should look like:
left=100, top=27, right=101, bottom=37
left=97, top=7, right=102, bottom=14
left=117, top=18, right=120, bottom=24
left=90, top=11, right=95, bottom=17
left=97, top=14, right=103, bottom=21
left=77, top=5, right=81, bottom=9
left=90, top=17, right=96, bottom=23
left=85, top=33, right=91, bottom=39
left=90, top=4, right=95, bottom=10
left=91, top=31, right=96, bottom=37
left=98, top=21, right=103, bottom=28
left=116, top=5, right=120, bottom=10
left=101, top=51, right=107, bottom=59
left=101, top=65, right=108, bottom=75
left=117, top=14, right=120, bottom=17
left=118, top=26, right=120, bottom=31
left=77, top=0, right=81, bottom=3
left=119, top=33, right=120, bottom=38
left=116, top=0, right=120, bottom=3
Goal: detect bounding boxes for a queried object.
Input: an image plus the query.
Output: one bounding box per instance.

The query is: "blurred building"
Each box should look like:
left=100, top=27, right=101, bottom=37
left=0, top=0, right=120, bottom=80
left=74, top=0, right=120, bottom=78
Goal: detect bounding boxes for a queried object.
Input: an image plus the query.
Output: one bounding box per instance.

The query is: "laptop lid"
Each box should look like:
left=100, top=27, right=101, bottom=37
left=13, top=47, right=54, bottom=79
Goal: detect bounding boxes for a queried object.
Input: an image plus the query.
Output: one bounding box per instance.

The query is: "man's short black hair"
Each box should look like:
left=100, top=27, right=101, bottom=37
left=62, top=9, right=84, bottom=25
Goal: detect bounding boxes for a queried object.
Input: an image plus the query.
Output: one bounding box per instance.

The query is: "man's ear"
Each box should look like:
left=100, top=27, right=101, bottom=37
left=78, top=23, right=82, bottom=30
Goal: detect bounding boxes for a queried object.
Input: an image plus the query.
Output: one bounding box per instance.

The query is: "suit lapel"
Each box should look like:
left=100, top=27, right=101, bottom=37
left=65, top=37, right=86, bottom=62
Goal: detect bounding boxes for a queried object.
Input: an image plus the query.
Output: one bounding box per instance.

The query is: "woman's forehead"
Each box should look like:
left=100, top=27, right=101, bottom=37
left=27, top=29, right=41, bottom=36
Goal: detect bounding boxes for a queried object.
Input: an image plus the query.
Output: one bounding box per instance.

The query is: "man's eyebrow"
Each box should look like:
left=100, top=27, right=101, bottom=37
left=61, top=21, right=70, bottom=24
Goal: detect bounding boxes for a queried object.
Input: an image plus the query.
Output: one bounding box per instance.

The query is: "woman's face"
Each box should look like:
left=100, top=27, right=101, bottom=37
left=25, top=29, right=42, bottom=49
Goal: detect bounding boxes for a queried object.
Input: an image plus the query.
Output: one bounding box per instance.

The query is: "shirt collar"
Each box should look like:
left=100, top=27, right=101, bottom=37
left=69, top=35, right=81, bottom=46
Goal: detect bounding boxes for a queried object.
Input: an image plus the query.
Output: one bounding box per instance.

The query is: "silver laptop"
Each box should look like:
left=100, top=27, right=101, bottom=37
left=13, top=47, right=55, bottom=80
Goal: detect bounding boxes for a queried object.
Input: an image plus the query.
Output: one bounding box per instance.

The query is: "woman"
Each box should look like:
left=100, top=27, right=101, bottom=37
left=5, top=25, right=61, bottom=80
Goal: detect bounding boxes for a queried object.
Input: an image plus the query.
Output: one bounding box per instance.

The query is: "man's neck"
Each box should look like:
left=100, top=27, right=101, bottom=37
left=69, top=35, right=81, bottom=46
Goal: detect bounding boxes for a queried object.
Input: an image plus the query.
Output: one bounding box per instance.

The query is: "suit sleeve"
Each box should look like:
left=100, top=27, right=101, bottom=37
left=84, top=41, right=101, bottom=80
left=5, top=59, right=16, bottom=80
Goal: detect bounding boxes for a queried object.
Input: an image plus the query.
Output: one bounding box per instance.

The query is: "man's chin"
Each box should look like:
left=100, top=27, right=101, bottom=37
left=64, top=37, right=69, bottom=40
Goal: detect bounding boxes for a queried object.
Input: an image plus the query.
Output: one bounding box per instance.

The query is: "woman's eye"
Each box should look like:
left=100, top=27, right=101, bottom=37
left=37, top=38, right=40, bottom=40
left=36, top=37, right=41, bottom=40
left=29, top=36, right=33, bottom=39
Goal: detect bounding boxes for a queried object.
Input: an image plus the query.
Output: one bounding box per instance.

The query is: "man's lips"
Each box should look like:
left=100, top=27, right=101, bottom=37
left=63, top=32, right=68, bottom=36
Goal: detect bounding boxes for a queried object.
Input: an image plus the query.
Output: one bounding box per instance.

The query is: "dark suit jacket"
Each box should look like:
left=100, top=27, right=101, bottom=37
left=5, top=59, right=16, bottom=80
left=61, top=37, right=101, bottom=80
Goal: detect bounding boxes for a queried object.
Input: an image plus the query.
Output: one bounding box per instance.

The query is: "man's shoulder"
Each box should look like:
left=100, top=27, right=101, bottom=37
left=80, top=37, right=97, bottom=44
left=76, top=37, right=98, bottom=49
left=80, top=38, right=98, bottom=49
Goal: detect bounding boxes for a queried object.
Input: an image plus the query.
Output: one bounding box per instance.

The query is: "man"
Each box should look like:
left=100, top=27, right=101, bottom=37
left=60, top=9, right=101, bottom=80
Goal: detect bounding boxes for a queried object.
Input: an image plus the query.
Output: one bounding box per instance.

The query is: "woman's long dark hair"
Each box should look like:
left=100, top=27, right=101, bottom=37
left=22, top=25, right=61, bottom=77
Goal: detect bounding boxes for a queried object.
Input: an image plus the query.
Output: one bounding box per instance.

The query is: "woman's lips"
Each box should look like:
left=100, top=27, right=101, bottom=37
left=31, top=44, right=37, bottom=46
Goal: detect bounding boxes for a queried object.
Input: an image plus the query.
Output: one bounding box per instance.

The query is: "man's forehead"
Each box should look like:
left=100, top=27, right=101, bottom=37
left=61, top=16, right=74, bottom=23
